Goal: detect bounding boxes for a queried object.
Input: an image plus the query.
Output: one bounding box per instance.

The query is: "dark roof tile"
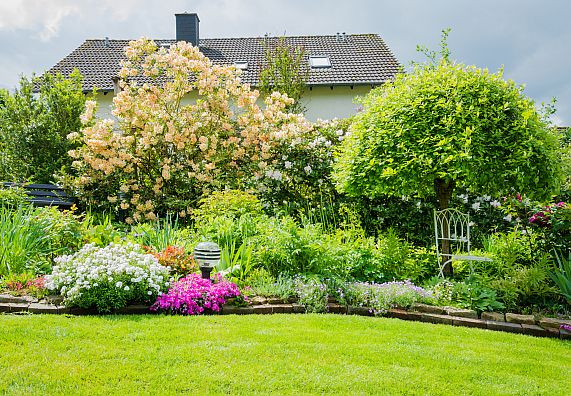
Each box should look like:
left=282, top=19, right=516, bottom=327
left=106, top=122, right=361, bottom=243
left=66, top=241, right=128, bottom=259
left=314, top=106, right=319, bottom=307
left=46, top=34, right=402, bottom=91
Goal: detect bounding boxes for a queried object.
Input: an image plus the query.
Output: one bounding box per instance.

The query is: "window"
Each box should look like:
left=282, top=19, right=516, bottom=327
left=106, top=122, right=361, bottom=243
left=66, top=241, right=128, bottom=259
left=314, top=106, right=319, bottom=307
left=233, top=61, right=249, bottom=70
left=309, top=56, right=331, bottom=68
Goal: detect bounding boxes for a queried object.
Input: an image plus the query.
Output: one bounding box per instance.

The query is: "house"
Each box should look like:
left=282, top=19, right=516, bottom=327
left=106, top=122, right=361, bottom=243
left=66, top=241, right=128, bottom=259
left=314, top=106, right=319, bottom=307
left=44, top=13, right=401, bottom=121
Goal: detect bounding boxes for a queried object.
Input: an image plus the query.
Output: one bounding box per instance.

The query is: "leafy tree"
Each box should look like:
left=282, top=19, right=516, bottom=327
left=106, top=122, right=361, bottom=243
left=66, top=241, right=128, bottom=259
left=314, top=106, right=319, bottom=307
left=559, top=126, right=571, bottom=192
left=0, top=89, right=7, bottom=107
left=334, top=31, right=563, bottom=275
left=0, top=70, right=85, bottom=183
left=259, top=37, right=309, bottom=114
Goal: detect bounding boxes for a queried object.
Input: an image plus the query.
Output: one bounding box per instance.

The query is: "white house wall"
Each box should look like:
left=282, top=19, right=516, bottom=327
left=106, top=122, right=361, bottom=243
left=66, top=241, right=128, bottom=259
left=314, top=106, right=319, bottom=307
left=94, top=85, right=371, bottom=123
left=302, top=85, right=370, bottom=121
left=94, top=92, right=115, bottom=120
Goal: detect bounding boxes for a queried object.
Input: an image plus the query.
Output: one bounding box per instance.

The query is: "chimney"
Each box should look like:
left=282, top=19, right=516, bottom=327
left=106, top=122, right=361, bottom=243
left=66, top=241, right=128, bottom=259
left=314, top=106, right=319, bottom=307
left=175, top=13, right=200, bottom=47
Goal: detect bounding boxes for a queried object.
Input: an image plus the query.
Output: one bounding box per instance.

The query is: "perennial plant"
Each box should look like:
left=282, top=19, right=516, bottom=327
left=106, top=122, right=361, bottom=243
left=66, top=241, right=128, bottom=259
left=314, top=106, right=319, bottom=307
left=344, top=280, right=433, bottom=315
left=46, top=242, right=169, bottom=313
left=152, top=273, right=241, bottom=315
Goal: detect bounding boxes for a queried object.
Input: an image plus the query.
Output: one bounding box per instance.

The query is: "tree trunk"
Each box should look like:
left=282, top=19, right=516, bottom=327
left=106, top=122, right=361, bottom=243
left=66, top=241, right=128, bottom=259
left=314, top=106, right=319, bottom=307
left=434, top=178, right=455, bottom=277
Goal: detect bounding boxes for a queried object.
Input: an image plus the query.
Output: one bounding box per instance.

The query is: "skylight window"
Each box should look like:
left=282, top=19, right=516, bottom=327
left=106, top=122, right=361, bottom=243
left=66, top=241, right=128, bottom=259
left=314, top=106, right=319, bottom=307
left=233, top=61, right=249, bottom=70
left=309, top=56, right=331, bottom=68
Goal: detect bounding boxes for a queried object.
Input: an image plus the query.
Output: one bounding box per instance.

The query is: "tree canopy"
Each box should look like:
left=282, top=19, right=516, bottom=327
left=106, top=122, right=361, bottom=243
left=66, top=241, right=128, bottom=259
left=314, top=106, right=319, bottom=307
left=0, top=70, right=85, bottom=183
left=334, top=56, right=563, bottom=209
left=259, top=37, right=308, bottom=114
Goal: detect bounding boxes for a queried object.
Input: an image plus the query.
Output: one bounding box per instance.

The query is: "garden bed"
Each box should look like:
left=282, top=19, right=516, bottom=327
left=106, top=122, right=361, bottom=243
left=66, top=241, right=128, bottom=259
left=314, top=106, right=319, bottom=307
left=2, top=293, right=568, bottom=340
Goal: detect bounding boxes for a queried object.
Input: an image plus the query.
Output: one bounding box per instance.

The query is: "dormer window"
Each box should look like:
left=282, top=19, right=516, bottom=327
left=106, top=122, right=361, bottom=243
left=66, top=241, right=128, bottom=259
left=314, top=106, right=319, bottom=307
left=309, top=56, right=331, bottom=68
left=233, top=61, right=249, bottom=70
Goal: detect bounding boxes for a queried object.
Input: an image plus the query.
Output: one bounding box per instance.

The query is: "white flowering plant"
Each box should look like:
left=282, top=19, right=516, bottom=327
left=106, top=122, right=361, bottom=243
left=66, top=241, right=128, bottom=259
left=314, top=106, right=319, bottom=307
left=45, top=242, right=170, bottom=313
left=252, top=118, right=351, bottom=214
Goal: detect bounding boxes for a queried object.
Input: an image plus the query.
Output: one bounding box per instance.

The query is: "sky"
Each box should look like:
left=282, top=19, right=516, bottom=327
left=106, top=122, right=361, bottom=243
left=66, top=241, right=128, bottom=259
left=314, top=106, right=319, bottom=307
left=0, top=0, right=569, bottom=125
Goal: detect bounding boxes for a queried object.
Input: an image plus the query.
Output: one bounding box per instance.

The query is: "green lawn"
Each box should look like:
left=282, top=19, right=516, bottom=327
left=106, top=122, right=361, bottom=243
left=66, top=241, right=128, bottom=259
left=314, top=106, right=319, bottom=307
left=0, top=314, right=569, bottom=395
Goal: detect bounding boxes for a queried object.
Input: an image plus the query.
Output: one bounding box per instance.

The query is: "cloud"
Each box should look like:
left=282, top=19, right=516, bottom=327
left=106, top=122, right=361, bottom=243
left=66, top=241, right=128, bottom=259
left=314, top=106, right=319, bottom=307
left=96, top=0, right=144, bottom=21
left=0, top=0, right=79, bottom=41
left=0, top=0, right=569, bottom=124
left=0, top=0, right=147, bottom=41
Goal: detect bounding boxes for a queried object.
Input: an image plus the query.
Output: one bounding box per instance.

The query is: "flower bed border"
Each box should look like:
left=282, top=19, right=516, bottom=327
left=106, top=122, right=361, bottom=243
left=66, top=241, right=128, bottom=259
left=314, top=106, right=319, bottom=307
left=1, top=293, right=569, bottom=340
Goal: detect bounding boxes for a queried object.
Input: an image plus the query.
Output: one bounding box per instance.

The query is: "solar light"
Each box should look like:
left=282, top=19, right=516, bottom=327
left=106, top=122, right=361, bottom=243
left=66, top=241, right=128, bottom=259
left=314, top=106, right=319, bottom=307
left=193, top=241, right=221, bottom=279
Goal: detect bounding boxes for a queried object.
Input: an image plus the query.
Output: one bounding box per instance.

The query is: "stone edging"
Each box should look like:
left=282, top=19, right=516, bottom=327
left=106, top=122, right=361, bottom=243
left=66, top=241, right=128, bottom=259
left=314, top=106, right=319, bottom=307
left=1, top=294, right=569, bottom=340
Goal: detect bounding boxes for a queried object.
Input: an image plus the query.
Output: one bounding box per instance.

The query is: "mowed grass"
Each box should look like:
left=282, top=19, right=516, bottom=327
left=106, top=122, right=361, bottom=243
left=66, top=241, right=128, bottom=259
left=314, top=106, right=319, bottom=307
left=0, top=314, right=569, bottom=395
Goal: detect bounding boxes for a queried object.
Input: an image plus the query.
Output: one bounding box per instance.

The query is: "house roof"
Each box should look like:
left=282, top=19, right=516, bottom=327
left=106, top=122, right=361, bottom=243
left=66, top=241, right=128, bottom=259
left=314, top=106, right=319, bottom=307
left=46, top=34, right=402, bottom=92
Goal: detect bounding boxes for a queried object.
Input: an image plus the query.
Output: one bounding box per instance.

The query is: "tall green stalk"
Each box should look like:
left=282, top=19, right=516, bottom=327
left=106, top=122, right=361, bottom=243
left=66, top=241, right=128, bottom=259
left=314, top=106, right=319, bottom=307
left=0, top=206, right=53, bottom=276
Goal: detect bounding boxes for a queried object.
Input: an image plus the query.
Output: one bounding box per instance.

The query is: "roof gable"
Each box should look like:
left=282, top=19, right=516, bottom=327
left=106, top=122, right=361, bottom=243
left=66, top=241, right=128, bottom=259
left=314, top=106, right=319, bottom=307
left=47, top=34, right=402, bottom=92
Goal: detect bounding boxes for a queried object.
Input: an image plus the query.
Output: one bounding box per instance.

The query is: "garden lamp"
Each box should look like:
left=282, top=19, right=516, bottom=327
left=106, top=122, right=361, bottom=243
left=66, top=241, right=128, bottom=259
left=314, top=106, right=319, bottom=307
left=193, top=241, right=221, bottom=279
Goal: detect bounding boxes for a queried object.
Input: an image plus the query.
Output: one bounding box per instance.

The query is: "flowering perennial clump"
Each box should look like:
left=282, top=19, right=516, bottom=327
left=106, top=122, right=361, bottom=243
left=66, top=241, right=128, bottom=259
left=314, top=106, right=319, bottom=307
left=45, top=242, right=170, bottom=313
left=345, top=280, right=433, bottom=315
left=68, top=37, right=312, bottom=219
left=293, top=276, right=328, bottom=313
left=2, top=273, right=46, bottom=298
left=529, top=201, right=567, bottom=227
left=148, top=245, right=197, bottom=275
left=254, top=118, right=350, bottom=211
left=151, top=273, right=241, bottom=315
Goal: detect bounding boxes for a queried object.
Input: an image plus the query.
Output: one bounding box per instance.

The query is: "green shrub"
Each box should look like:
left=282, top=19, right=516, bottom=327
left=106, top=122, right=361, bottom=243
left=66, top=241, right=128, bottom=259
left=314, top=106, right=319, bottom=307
left=0, top=206, right=54, bottom=276
left=0, top=71, right=86, bottom=183
left=0, top=187, right=29, bottom=208
left=452, top=280, right=505, bottom=314
left=244, top=272, right=296, bottom=301
left=33, top=207, right=83, bottom=254
left=129, top=215, right=196, bottom=252
left=196, top=213, right=439, bottom=283
left=471, top=229, right=561, bottom=312
left=196, top=214, right=258, bottom=250
left=250, top=216, right=327, bottom=276
left=550, top=251, right=571, bottom=305
left=489, top=264, right=558, bottom=312
left=478, top=228, right=539, bottom=275
left=82, top=212, right=124, bottom=247
left=192, top=190, right=263, bottom=223
left=338, top=229, right=437, bottom=283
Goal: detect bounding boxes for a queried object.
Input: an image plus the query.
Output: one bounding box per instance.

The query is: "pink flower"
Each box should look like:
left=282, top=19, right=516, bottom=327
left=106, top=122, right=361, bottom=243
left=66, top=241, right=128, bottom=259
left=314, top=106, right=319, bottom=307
left=151, top=273, right=241, bottom=315
left=515, top=193, right=522, bottom=202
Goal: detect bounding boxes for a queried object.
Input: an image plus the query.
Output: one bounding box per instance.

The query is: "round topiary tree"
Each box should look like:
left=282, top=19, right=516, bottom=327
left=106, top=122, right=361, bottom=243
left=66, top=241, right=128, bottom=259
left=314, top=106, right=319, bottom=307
left=334, top=38, right=563, bottom=275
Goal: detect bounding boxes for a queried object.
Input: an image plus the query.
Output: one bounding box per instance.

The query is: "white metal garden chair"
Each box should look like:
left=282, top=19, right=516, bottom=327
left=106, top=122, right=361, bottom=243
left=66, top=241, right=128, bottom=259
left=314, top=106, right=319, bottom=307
left=433, top=208, right=492, bottom=277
